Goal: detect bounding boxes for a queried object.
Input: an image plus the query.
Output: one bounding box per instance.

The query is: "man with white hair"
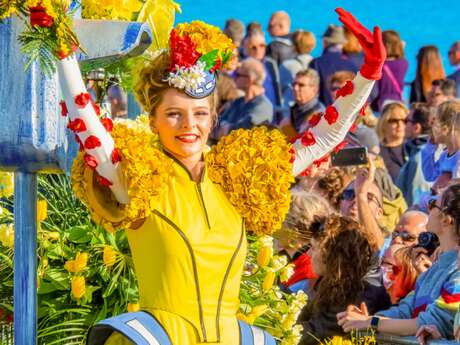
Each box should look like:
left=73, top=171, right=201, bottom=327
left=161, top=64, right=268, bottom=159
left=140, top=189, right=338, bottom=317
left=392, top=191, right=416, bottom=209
left=266, top=11, right=296, bottom=65
left=218, top=58, right=274, bottom=135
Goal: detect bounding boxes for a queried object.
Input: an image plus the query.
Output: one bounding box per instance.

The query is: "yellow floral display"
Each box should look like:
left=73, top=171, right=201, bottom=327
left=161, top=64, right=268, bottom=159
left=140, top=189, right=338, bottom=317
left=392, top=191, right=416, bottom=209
left=71, top=275, right=86, bottom=300
left=103, top=245, right=117, bottom=267
left=37, top=199, right=48, bottom=222
left=175, top=21, right=235, bottom=68
left=0, top=172, right=14, bottom=198
left=207, top=127, right=294, bottom=235
left=0, top=223, right=14, bottom=248
left=127, top=302, right=140, bottom=312
left=64, top=252, right=88, bottom=273
left=81, top=0, right=143, bottom=21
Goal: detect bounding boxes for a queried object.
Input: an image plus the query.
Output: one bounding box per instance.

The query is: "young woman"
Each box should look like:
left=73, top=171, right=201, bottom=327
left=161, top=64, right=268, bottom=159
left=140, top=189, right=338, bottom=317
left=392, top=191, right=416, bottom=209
left=336, top=183, right=460, bottom=340
left=58, top=8, right=385, bottom=344
left=376, top=102, right=409, bottom=182
left=297, top=215, right=374, bottom=344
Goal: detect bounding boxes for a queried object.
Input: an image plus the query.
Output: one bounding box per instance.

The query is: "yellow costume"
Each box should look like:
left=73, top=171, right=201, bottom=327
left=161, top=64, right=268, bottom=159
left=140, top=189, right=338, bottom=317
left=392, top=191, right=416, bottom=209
left=72, top=123, right=293, bottom=344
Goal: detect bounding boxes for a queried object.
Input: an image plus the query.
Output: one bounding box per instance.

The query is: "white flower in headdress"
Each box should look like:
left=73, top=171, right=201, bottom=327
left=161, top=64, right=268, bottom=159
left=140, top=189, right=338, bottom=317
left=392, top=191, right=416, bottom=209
left=168, top=61, right=206, bottom=91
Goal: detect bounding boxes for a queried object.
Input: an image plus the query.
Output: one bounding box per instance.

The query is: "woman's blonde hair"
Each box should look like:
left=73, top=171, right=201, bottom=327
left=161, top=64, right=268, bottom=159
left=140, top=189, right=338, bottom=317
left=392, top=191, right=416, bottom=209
left=134, top=51, right=218, bottom=118
left=376, top=102, right=409, bottom=141
left=343, top=27, right=362, bottom=54
left=437, top=99, right=460, bottom=134
left=292, top=30, right=316, bottom=54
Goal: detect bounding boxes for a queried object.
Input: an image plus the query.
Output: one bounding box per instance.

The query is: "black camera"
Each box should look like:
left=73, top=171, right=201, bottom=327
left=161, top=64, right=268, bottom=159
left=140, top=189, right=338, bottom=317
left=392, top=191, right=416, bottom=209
left=416, top=232, right=440, bottom=256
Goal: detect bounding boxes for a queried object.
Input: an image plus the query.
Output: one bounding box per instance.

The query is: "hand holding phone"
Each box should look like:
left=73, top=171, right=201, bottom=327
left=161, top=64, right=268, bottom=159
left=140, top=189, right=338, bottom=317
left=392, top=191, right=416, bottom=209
left=331, top=147, right=368, bottom=167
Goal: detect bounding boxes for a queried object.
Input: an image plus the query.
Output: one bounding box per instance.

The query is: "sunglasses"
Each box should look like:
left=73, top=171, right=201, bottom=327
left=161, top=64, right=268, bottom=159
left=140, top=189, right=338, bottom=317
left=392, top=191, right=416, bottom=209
left=391, top=230, right=417, bottom=242
left=428, top=198, right=442, bottom=212
left=341, top=189, right=383, bottom=208
left=387, top=118, right=407, bottom=125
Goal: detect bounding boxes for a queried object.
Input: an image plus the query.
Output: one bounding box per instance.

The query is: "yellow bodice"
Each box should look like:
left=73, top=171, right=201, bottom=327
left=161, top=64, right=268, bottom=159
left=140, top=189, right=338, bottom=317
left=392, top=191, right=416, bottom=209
left=127, top=155, right=247, bottom=342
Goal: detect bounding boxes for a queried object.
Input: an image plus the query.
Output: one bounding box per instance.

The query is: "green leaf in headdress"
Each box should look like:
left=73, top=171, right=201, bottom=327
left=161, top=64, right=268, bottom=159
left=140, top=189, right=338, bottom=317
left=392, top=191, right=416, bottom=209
left=198, top=49, right=219, bottom=71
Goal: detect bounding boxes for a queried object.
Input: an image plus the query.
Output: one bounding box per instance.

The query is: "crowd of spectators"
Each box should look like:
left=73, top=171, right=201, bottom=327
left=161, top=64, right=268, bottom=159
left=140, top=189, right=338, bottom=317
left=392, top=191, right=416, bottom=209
left=217, top=12, right=460, bottom=345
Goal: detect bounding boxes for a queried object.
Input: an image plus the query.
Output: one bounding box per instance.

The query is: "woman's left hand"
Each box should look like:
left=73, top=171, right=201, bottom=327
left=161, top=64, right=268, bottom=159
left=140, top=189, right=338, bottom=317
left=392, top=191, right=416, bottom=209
left=336, top=8, right=386, bottom=80
left=337, top=303, right=371, bottom=332
left=415, top=324, right=442, bottom=345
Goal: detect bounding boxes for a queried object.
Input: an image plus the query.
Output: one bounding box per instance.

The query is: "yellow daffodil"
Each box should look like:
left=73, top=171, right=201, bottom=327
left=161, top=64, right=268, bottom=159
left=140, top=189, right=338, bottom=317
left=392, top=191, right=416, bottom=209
left=71, top=276, right=86, bottom=300
left=262, top=269, right=276, bottom=292
left=0, top=172, right=14, bottom=198
left=103, top=245, right=117, bottom=267
left=256, top=245, right=273, bottom=268
left=250, top=304, right=268, bottom=318
left=64, top=252, right=88, bottom=273
left=127, top=303, right=140, bottom=312
left=236, top=312, right=256, bottom=325
left=0, top=224, right=14, bottom=248
left=37, top=200, right=48, bottom=222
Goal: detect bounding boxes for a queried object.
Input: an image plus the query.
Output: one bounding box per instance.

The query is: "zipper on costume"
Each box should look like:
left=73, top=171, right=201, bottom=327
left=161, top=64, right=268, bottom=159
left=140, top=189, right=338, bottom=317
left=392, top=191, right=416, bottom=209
left=196, top=184, right=211, bottom=230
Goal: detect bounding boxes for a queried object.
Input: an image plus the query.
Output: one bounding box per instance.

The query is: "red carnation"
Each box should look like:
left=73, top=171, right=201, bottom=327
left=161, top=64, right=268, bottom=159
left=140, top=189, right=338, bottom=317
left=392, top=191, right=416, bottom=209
left=301, top=131, right=316, bottom=147
left=75, top=135, right=84, bottom=151
left=359, top=101, right=369, bottom=117
left=169, top=29, right=201, bottom=70
left=209, top=58, right=222, bottom=73
left=100, top=117, right=113, bottom=132
left=308, top=112, right=322, bottom=127
left=29, top=5, right=54, bottom=28
left=60, top=101, right=68, bottom=117
left=91, top=99, right=101, bottom=116
left=84, top=135, right=101, bottom=150
left=74, top=92, right=90, bottom=108
left=336, top=80, right=354, bottom=98
left=324, top=105, right=339, bottom=125
left=289, top=147, right=296, bottom=164
left=111, top=148, right=121, bottom=164
left=84, top=154, right=98, bottom=169
left=67, top=118, right=86, bottom=132
left=97, top=175, right=113, bottom=187
left=334, top=140, right=348, bottom=153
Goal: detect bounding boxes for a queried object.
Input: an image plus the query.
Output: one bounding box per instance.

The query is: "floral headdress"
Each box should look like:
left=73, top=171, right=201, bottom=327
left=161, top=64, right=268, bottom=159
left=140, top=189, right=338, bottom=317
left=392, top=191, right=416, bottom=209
left=166, top=21, right=234, bottom=98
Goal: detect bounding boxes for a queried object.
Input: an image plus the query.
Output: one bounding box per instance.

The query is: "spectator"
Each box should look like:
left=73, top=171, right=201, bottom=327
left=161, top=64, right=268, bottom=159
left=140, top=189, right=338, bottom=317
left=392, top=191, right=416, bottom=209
left=397, top=103, right=434, bottom=206
left=391, top=210, right=428, bottom=246
left=337, top=183, right=460, bottom=341
left=297, top=215, right=377, bottom=344
left=377, top=102, right=409, bottom=182
left=314, top=167, right=352, bottom=210
left=279, top=69, right=324, bottom=136
left=342, top=26, right=363, bottom=68
left=276, top=190, right=332, bottom=293
left=387, top=246, right=419, bottom=304
left=421, top=100, right=460, bottom=185
left=372, top=30, right=409, bottom=112
left=218, top=58, right=273, bottom=134
left=266, top=11, right=296, bottom=65
left=107, top=81, right=128, bottom=118
left=245, top=21, right=262, bottom=36
left=280, top=30, right=316, bottom=105
left=243, top=30, right=283, bottom=112
left=223, top=19, right=245, bottom=48
left=447, top=41, right=460, bottom=92
left=310, top=25, right=358, bottom=106
left=410, top=46, right=446, bottom=103
left=427, top=78, right=458, bottom=107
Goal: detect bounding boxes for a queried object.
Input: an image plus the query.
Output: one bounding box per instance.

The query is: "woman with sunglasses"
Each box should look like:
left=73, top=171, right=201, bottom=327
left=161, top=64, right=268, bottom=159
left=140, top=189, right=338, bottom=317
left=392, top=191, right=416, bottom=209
left=337, top=183, right=460, bottom=341
left=376, top=101, right=409, bottom=182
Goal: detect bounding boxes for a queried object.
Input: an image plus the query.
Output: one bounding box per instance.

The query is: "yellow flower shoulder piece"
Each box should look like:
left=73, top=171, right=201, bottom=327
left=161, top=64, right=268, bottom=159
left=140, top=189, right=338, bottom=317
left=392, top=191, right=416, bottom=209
left=71, top=116, right=172, bottom=232
left=207, top=127, right=294, bottom=236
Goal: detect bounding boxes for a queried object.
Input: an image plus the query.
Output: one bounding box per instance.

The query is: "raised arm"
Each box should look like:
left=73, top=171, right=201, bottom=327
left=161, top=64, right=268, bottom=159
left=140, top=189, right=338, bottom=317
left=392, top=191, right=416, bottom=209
left=292, top=8, right=386, bottom=176
left=58, top=55, right=129, bottom=204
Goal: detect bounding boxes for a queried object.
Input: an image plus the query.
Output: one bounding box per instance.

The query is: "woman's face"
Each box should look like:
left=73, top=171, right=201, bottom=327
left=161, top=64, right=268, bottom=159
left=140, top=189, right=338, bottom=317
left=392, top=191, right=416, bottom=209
left=152, top=88, right=213, bottom=162
left=431, top=117, right=449, bottom=145
left=427, top=196, right=444, bottom=236
left=308, top=238, right=325, bottom=276
left=384, top=107, right=407, bottom=142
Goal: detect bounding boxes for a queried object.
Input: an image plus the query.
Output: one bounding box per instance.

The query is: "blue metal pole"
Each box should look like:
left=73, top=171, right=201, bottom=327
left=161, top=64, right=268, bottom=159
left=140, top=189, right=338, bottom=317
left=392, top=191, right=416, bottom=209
left=13, top=172, right=37, bottom=345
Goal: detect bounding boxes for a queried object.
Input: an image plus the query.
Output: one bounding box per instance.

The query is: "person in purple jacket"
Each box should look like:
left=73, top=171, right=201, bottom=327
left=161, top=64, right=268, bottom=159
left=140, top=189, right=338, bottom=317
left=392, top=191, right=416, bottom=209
left=372, top=30, right=408, bottom=113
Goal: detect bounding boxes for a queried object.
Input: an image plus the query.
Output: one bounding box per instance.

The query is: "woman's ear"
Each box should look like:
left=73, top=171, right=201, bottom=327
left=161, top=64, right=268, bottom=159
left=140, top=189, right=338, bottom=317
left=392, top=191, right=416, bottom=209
left=149, top=115, right=158, bottom=133
left=441, top=213, right=454, bottom=229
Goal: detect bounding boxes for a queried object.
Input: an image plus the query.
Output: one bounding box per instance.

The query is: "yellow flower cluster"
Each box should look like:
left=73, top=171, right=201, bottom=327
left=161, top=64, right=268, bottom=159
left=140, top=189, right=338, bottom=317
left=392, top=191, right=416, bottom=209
left=0, top=0, right=18, bottom=20
left=175, top=21, right=235, bottom=68
left=71, top=117, right=172, bottom=231
left=37, top=199, right=47, bottom=222
left=207, top=127, right=294, bottom=235
left=81, top=0, right=142, bottom=21
left=0, top=172, right=14, bottom=198
left=71, top=275, right=86, bottom=300
left=0, top=224, right=14, bottom=248
left=64, top=252, right=88, bottom=273
left=103, top=245, right=117, bottom=267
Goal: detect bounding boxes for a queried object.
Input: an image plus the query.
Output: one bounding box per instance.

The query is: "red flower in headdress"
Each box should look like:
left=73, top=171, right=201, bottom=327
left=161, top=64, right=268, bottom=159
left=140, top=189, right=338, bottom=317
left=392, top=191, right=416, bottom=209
left=301, top=131, right=316, bottom=147
left=209, top=58, right=222, bottom=73
left=84, top=135, right=101, bottom=150
left=60, top=101, right=68, bottom=117
left=75, top=93, right=91, bottom=108
left=169, top=30, right=201, bottom=70
left=100, top=117, right=113, bottom=132
left=336, top=81, right=354, bottom=98
left=29, top=5, right=54, bottom=28
left=84, top=154, right=98, bottom=169
left=67, top=118, right=86, bottom=132
left=324, top=105, right=339, bottom=125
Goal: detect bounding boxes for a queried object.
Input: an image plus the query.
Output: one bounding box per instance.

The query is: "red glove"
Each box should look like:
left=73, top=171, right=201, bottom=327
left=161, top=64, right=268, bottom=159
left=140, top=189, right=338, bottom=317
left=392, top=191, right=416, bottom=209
left=336, top=8, right=386, bottom=80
